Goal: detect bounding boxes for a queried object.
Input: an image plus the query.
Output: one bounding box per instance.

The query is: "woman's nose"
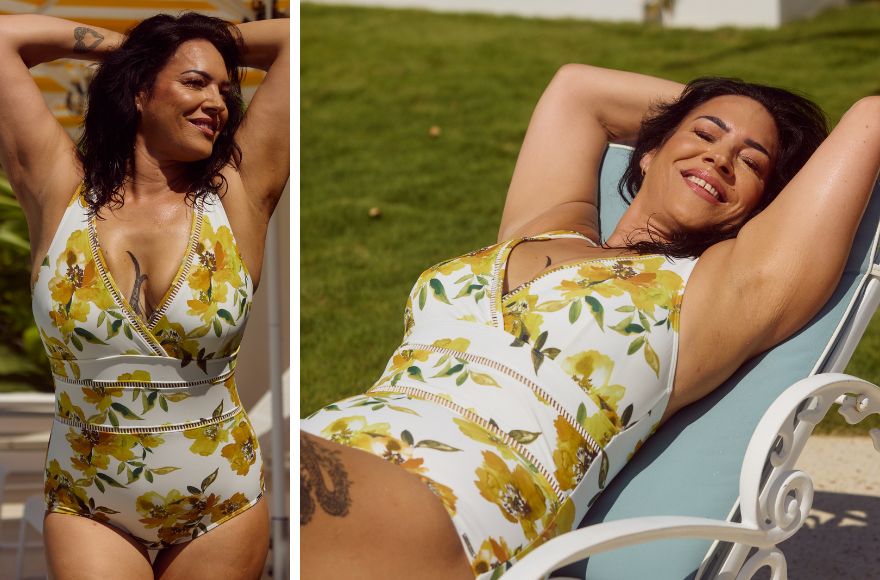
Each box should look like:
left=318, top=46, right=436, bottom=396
left=703, top=148, right=733, bottom=176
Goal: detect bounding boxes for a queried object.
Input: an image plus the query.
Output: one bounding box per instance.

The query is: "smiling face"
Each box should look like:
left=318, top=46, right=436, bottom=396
left=135, top=39, right=231, bottom=163
left=637, top=95, right=779, bottom=235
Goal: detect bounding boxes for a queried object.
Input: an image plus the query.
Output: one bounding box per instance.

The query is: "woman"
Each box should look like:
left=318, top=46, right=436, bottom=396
left=2, top=12, right=288, bottom=580
left=302, top=62, right=880, bottom=578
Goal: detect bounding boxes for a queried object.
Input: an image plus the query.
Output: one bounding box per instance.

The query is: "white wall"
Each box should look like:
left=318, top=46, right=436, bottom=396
left=306, top=0, right=848, bottom=28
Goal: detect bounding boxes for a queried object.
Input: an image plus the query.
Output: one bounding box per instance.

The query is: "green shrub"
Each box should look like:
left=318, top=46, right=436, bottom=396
left=0, top=174, right=51, bottom=392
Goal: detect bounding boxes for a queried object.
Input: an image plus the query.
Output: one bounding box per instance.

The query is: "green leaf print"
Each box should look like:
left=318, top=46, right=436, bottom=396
left=217, top=309, right=236, bottom=326
left=598, top=452, right=609, bottom=489
left=616, top=305, right=635, bottom=313
left=108, top=411, right=120, bottom=427
left=543, top=347, right=561, bottom=360
left=123, top=325, right=133, bottom=340
left=387, top=405, right=420, bottom=415
left=95, top=472, right=126, bottom=488
left=97, top=312, right=106, bottom=327
left=644, top=340, right=660, bottom=377
left=508, top=430, right=541, bottom=444
left=151, top=466, right=180, bottom=475
left=627, top=336, right=645, bottom=355
left=212, top=401, right=224, bottom=418
left=116, top=463, right=125, bottom=475
left=401, top=430, right=414, bottom=446
left=534, top=331, right=548, bottom=351
left=639, top=311, right=652, bottom=329
left=187, top=485, right=201, bottom=495
left=568, top=299, right=582, bottom=323
left=110, top=403, right=143, bottom=420
left=108, top=318, right=123, bottom=339
left=469, top=371, right=500, bottom=388
left=94, top=479, right=105, bottom=493
left=41, top=255, right=49, bottom=268
left=406, top=366, right=425, bottom=382
left=213, top=318, right=222, bottom=337
left=455, top=371, right=468, bottom=386
left=621, top=404, right=634, bottom=428
left=585, top=296, right=605, bottom=329
left=414, top=440, right=461, bottom=452
left=74, top=327, right=108, bottom=345
left=69, top=333, right=84, bottom=351
left=577, top=403, right=587, bottom=426
left=654, top=318, right=668, bottom=327
left=428, top=279, right=452, bottom=305
left=531, top=349, right=544, bottom=373
left=159, top=397, right=169, bottom=412
left=418, top=285, right=427, bottom=309
left=201, top=468, right=219, bottom=491
left=144, top=471, right=154, bottom=483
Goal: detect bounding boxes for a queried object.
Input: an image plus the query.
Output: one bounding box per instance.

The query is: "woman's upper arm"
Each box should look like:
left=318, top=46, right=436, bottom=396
left=498, top=64, right=683, bottom=242
left=713, top=96, right=880, bottom=357
left=233, top=20, right=290, bottom=218
left=0, top=42, right=78, bottom=220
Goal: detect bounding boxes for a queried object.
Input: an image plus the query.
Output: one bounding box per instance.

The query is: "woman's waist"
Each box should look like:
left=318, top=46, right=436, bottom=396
left=51, top=354, right=243, bottom=429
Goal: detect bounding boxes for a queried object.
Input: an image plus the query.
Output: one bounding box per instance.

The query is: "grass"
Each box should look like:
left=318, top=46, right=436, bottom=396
left=300, top=2, right=880, bottom=435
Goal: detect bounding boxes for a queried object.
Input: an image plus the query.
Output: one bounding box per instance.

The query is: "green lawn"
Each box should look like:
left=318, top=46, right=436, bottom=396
left=301, top=2, right=880, bottom=434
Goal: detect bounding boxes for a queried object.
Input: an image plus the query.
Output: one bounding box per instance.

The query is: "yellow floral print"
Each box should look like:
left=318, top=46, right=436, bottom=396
left=184, top=421, right=230, bottom=456
left=472, top=537, right=514, bottom=576
left=504, top=290, right=545, bottom=341
left=474, top=450, right=552, bottom=541
left=552, top=417, right=595, bottom=491
left=221, top=419, right=258, bottom=476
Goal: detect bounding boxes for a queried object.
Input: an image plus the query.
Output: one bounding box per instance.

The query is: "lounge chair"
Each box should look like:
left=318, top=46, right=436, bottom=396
left=504, top=144, right=880, bottom=580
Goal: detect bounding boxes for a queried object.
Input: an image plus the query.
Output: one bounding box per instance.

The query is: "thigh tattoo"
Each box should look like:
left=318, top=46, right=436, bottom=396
left=300, top=436, right=351, bottom=526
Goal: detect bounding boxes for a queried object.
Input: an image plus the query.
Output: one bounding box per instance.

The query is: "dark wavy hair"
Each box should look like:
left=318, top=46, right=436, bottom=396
left=78, top=12, right=244, bottom=215
left=616, top=77, right=828, bottom=258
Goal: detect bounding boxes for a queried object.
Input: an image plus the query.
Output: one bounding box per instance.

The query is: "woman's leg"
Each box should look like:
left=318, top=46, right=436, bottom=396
left=152, top=498, right=269, bottom=580
left=44, top=512, right=154, bottom=580
left=299, top=432, right=472, bottom=579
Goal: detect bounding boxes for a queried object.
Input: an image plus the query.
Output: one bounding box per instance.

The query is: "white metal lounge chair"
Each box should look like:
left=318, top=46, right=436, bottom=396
left=503, top=144, right=880, bottom=580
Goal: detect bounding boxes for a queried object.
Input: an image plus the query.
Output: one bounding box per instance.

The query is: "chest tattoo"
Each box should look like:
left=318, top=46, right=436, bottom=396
left=126, top=251, right=152, bottom=318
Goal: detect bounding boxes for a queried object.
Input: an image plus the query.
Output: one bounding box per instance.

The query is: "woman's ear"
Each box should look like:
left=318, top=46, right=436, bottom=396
left=639, top=150, right=656, bottom=176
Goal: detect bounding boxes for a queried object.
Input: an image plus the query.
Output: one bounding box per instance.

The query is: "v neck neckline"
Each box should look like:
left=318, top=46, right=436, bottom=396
left=87, top=196, right=203, bottom=347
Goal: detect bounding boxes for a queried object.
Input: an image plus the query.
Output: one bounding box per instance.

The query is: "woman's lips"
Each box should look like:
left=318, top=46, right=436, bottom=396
left=682, top=172, right=724, bottom=204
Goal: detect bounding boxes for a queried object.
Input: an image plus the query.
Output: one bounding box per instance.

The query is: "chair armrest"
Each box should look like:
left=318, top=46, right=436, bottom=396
left=503, top=516, right=773, bottom=580
left=507, top=373, right=880, bottom=580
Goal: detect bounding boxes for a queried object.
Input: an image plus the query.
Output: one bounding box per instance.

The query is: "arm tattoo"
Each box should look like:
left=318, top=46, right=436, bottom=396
left=73, top=27, right=105, bottom=54
left=126, top=251, right=149, bottom=317
left=300, top=435, right=351, bottom=526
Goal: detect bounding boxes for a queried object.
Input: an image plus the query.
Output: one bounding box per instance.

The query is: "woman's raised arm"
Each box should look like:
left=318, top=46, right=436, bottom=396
left=0, top=15, right=121, bottom=250
left=228, top=18, right=290, bottom=217
left=498, top=64, right=682, bottom=242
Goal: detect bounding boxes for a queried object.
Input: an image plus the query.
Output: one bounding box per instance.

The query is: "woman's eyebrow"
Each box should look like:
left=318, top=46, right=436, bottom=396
left=697, top=114, right=771, bottom=157
left=181, top=69, right=231, bottom=85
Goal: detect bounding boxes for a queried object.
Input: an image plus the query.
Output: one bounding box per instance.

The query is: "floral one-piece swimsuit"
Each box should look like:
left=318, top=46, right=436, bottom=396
left=33, top=186, right=264, bottom=549
left=302, top=231, right=697, bottom=578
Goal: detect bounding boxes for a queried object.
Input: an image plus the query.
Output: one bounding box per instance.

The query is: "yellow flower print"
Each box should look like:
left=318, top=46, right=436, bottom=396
left=320, top=416, right=392, bottom=450
left=419, top=475, right=457, bottom=516
left=453, top=417, right=517, bottom=461
left=44, top=459, right=89, bottom=514
left=186, top=298, right=220, bottom=325
left=185, top=219, right=244, bottom=326
left=504, top=291, right=544, bottom=341
left=133, top=433, right=165, bottom=450
left=225, top=376, right=242, bottom=407
left=389, top=348, right=430, bottom=375
left=153, top=318, right=200, bottom=360
left=472, top=537, right=513, bottom=576
left=81, top=385, right=123, bottom=413
left=184, top=421, right=230, bottom=456
left=209, top=492, right=250, bottom=523
left=137, top=489, right=187, bottom=529
left=66, top=429, right=137, bottom=477
left=552, top=417, right=596, bottom=491
left=221, top=420, right=258, bottom=476
left=474, top=450, right=552, bottom=541
left=562, top=350, right=627, bottom=433
left=432, top=337, right=471, bottom=352
left=39, top=329, right=81, bottom=379
left=57, top=391, right=85, bottom=421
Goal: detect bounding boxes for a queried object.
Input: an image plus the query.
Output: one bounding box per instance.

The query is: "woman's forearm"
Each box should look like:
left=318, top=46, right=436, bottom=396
left=235, top=18, right=289, bottom=71
left=0, top=15, right=121, bottom=68
left=576, top=65, right=684, bottom=144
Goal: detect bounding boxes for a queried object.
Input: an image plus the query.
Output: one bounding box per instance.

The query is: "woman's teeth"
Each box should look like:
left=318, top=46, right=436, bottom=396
left=686, top=175, right=721, bottom=200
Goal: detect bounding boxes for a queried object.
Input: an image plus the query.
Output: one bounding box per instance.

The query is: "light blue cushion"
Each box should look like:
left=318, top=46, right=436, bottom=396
left=557, top=145, right=880, bottom=579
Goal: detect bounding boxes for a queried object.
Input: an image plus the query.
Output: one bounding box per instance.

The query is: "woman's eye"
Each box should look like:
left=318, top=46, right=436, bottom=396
left=742, top=157, right=759, bottom=171
left=694, top=130, right=714, bottom=142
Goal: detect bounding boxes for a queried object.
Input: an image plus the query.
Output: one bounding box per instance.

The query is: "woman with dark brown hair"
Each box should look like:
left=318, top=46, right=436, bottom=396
left=1, top=11, right=288, bottom=579
left=301, top=64, right=880, bottom=579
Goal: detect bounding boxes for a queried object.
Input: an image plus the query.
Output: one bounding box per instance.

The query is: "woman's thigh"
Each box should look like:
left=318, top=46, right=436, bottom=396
left=44, top=512, right=153, bottom=580
left=299, top=432, right=472, bottom=580
left=152, top=498, right=270, bottom=580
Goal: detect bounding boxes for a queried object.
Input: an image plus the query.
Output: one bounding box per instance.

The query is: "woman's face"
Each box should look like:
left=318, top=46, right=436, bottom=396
left=638, top=95, right=779, bottom=235
left=136, top=39, right=231, bottom=163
